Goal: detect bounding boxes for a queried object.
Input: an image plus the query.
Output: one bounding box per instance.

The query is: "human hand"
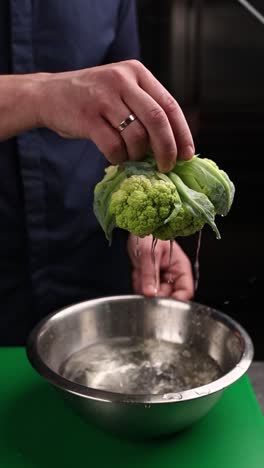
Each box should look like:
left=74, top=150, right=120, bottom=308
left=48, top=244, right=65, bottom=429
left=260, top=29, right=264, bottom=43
left=35, top=60, right=194, bottom=172
left=127, top=234, right=194, bottom=300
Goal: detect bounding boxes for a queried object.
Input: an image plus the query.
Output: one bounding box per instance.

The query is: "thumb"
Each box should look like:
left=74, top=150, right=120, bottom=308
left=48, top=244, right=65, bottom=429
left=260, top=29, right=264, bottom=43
left=140, top=238, right=162, bottom=297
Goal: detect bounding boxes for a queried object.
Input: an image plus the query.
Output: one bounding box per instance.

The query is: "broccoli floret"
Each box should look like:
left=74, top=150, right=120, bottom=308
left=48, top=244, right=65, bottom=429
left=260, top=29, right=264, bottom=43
left=109, top=175, right=180, bottom=237
left=154, top=205, right=205, bottom=240
left=94, top=163, right=182, bottom=242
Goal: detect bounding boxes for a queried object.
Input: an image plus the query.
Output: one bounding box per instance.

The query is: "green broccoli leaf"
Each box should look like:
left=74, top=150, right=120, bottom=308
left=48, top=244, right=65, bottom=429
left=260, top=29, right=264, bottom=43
left=169, top=172, right=221, bottom=239
left=93, top=168, right=127, bottom=242
left=174, top=155, right=235, bottom=216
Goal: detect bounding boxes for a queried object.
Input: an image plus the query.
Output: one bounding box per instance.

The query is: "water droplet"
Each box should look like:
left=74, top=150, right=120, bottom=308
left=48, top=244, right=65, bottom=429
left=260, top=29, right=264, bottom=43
left=134, top=236, right=141, bottom=257
left=163, top=393, right=174, bottom=400
left=163, top=393, right=182, bottom=401
left=151, top=236, right=159, bottom=292
left=194, top=388, right=210, bottom=396
left=194, top=230, right=202, bottom=291
left=182, top=349, right=191, bottom=358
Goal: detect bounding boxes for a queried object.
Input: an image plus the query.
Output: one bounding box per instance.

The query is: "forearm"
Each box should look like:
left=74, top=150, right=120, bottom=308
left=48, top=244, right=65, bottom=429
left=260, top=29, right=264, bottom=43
left=0, top=74, right=43, bottom=140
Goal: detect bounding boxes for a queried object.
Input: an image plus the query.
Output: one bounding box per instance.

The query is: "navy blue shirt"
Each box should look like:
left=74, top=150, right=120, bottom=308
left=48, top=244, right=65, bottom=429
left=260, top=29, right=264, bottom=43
left=0, top=0, right=140, bottom=344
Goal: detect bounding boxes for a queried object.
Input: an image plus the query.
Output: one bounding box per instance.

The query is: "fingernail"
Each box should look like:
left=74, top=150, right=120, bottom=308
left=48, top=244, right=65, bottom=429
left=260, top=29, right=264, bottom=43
left=158, top=162, right=174, bottom=173
left=144, top=284, right=158, bottom=296
left=183, top=145, right=195, bottom=159
left=157, top=154, right=176, bottom=173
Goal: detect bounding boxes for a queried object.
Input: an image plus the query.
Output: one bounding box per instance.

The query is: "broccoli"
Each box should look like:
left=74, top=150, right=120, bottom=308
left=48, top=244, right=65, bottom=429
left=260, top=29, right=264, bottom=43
left=154, top=204, right=205, bottom=240
left=109, top=175, right=181, bottom=238
left=154, top=172, right=220, bottom=240
left=93, top=155, right=234, bottom=242
left=94, top=161, right=182, bottom=242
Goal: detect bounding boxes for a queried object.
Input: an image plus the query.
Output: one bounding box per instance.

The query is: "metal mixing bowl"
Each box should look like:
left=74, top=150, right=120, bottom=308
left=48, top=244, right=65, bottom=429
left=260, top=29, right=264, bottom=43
left=27, top=296, right=253, bottom=439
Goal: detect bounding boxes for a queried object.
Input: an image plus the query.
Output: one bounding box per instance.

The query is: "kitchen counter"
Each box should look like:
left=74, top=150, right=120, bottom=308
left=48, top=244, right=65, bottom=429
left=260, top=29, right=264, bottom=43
left=248, top=361, right=264, bottom=413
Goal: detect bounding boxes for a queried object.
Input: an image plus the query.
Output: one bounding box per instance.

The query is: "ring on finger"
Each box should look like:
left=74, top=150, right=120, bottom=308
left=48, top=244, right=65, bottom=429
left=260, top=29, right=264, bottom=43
left=117, top=114, right=137, bottom=133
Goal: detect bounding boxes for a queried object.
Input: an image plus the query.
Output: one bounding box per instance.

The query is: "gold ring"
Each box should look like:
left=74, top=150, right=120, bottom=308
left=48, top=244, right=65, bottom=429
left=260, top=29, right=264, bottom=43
left=117, top=114, right=137, bottom=132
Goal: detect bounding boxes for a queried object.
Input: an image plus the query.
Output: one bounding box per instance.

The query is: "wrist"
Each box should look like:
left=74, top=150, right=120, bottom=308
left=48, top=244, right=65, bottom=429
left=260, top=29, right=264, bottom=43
left=29, top=72, right=52, bottom=128
left=0, top=72, right=53, bottom=140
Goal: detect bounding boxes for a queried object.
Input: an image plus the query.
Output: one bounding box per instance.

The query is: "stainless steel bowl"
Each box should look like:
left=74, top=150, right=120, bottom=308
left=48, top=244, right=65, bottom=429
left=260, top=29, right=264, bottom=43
left=27, top=296, right=253, bottom=439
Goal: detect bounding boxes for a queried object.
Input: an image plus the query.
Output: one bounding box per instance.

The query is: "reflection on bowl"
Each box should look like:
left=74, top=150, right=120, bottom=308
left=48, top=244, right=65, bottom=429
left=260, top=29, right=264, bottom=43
left=27, top=296, right=253, bottom=439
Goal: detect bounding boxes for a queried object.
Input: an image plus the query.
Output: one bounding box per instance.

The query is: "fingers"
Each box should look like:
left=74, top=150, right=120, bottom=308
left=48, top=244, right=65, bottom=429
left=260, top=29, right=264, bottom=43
left=79, top=61, right=194, bottom=171
left=132, top=269, right=173, bottom=297
left=158, top=282, right=173, bottom=297
left=163, top=270, right=194, bottom=301
left=103, top=101, right=149, bottom=161
left=140, top=245, right=161, bottom=296
left=161, top=242, right=194, bottom=300
left=89, top=116, right=127, bottom=164
left=128, top=235, right=194, bottom=300
left=123, top=85, right=177, bottom=172
left=128, top=235, right=161, bottom=296
left=135, top=63, right=195, bottom=161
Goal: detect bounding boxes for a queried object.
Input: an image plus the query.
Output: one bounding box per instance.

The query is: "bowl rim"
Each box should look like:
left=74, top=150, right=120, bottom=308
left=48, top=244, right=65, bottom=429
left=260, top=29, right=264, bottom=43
left=26, top=295, right=254, bottom=404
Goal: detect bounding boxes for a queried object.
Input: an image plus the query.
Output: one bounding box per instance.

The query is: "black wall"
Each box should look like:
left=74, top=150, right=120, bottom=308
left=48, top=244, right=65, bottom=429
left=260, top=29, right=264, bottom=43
left=136, top=0, right=264, bottom=358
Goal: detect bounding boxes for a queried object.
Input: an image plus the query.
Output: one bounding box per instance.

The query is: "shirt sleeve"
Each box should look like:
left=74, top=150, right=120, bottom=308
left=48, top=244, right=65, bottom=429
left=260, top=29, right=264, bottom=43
left=104, top=0, right=141, bottom=63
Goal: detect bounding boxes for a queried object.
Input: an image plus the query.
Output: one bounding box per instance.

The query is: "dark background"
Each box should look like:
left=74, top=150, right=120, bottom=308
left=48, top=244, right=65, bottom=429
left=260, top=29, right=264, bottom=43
left=136, top=0, right=264, bottom=358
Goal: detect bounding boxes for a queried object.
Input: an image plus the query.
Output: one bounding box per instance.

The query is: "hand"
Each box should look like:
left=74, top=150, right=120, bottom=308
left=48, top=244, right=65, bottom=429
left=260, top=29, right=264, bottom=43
left=127, top=234, right=194, bottom=300
left=36, top=60, right=194, bottom=172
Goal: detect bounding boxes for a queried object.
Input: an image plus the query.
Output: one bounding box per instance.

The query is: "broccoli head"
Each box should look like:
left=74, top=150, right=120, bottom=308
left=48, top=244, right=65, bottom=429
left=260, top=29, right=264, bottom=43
left=93, top=161, right=182, bottom=242
left=93, top=154, right=233, bottom=242
left=109, top=175, right=180, bottom=237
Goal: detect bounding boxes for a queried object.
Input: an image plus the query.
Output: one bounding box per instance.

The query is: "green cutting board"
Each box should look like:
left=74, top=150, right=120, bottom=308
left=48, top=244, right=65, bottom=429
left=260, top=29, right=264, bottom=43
left=0, top=348, right=263, bottom=468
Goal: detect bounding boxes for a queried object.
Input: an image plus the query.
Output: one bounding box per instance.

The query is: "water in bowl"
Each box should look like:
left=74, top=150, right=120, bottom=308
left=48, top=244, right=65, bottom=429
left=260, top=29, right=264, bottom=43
left=60, top=338, right=223, bottom=395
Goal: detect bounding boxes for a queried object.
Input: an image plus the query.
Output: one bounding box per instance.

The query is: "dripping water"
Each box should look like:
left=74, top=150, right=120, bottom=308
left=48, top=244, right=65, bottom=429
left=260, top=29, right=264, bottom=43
left=151, top=237, right=159, bottom=294
left=168, top=240, right=174, bottom=284
left=194, top=230, right=202, bottom=291
left=134, top=236, right=141, bottom=257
